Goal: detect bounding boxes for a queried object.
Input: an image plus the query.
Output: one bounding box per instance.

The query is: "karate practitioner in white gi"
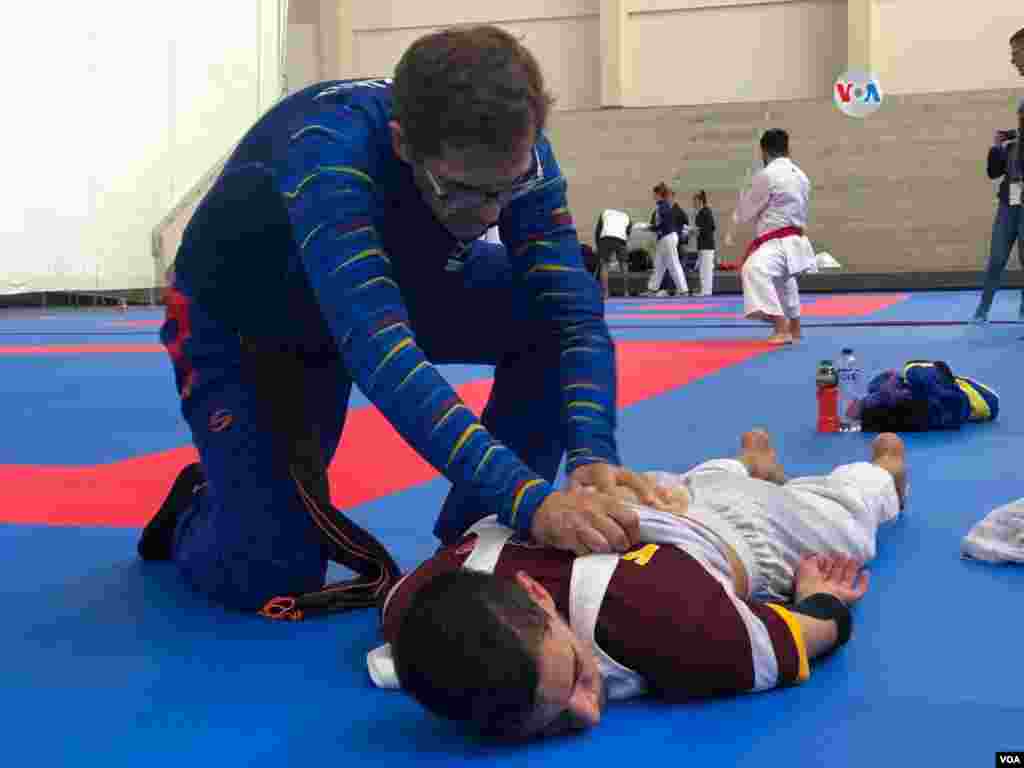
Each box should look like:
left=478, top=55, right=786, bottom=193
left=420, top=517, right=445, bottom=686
left=732, top=129, right=817, bottom=344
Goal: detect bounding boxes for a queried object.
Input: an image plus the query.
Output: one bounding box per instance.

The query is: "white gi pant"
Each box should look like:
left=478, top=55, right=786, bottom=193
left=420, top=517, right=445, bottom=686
left=697, top=250, right=715, bottom=296
left=741, top=235, right=815, bottom=320
left=648, top=232, right=688, bottom=294
left=647, top=459, right=901, bottom=602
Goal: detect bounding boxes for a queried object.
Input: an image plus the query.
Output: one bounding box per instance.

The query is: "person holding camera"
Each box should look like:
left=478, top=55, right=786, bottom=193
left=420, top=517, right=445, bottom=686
left=971, top=98, right=1024, bottom=323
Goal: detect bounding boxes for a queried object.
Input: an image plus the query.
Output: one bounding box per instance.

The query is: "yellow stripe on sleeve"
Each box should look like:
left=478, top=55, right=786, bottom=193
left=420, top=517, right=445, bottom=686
left=561, top=346, right=598, bottom=357
left=331, top=248, right=390, bottom=274
left=371, top=322, right=406, bottom=340
left=431, top=403, right=470, bottom=434
left=351, top=276, right=399, bottom=291
left=447, top=424, right=485, bottom=467
left=370, top=337, right=414, bottom=379
left=284, top=165, right=374, bottom=200
left=510, top=479, right=546, bottom=526
left=333, top=225, right=376, bottom=241
left=396, top=361, right=430, bottom=391
left=527, top=264, right=579, bottom=274
left=472, top=445, right=504, bottom=479
left=289, top=124, right=346, bottom=142
left=765, top=604, right=811, bottom=683
left=567, top=401, right=605, bottom=413
left=300, top=222, right=328, bottom=251
left=325, top=165, right=374, bottom=185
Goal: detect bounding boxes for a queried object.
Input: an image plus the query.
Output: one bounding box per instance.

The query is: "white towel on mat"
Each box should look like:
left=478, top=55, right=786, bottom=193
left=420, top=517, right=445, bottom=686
left=961, top=498, right=1024, bottom=563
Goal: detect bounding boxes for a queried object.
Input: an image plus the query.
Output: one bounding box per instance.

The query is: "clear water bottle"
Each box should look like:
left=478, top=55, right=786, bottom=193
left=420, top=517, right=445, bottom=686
left=837, top=348, right=863, bottom=432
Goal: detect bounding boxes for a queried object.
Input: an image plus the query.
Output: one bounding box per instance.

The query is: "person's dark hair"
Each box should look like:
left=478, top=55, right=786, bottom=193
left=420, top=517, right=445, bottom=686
left=695, top=189, right=708, bottom=207
left=760, top=128, right=790, bottom=157
left=653, top=182, right=669, bottom=197
left=1010, top=27, right=1024, bottom=45
left=393, top=569, right=550, bottom=741
left=391, top=25, right=555, bottom=159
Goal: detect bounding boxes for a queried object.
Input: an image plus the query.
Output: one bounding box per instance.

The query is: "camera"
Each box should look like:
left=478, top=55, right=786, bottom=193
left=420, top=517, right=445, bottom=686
left=998, top=129, right=1019, bottom=142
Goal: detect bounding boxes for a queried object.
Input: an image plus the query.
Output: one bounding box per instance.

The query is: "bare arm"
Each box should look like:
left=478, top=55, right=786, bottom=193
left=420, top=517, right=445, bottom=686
left=788, top=553, right=869, bottom=660
left=732, top=168, right=772, bottom=226
left=789, top=612, right=839, bottom=660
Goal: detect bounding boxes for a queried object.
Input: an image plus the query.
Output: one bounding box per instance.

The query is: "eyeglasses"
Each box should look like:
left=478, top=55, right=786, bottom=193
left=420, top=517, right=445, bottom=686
left=420, top=148, right=544, bottom=212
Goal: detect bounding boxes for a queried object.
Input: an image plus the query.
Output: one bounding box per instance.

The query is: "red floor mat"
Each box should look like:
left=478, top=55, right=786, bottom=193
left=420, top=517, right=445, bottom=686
left=0, top=344, right=164, bottom=355
left=0, top=341, right=768, bottom=526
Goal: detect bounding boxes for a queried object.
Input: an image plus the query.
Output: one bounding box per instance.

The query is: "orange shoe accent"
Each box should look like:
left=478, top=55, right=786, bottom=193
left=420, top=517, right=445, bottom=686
left=259, top=596, right=305, bottom=621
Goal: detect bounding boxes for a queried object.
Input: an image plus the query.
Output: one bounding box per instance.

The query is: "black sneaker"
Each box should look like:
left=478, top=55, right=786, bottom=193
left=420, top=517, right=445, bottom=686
left=137, top=463, right=205, bottom=561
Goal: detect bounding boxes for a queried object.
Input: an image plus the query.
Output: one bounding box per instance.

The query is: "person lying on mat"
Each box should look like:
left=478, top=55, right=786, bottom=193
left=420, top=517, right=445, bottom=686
left=852, top=360, right=999, bottom=432
left=368, top=429, right=908, bottom=742
left=139, top=25, right=672, bottom=619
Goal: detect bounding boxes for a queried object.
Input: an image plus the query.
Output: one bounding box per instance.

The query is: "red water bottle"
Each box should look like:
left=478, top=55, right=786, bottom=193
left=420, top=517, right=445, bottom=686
left=816, top=360, right=840, bottom=433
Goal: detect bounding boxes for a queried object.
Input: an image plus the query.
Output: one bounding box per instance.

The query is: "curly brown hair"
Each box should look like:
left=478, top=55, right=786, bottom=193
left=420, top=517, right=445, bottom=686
left=392, top=25, right=556, bottom=159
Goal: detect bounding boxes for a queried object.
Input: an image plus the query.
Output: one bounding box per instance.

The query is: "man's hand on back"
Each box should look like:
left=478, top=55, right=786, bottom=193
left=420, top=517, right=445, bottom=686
left=531, top=487, right=639, bottom=556
left=567, top=462, right=674, bottom=509
left=530, top=463, right=681, bottom=555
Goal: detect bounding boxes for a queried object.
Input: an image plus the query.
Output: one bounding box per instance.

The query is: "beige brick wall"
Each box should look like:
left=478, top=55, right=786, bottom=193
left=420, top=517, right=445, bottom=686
left=548, top=88, right=1022, bottom=272
left=156, top=88, right=1020, bottom=279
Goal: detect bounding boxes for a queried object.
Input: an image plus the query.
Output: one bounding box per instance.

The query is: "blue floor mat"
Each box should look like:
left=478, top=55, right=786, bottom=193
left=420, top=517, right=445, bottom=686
left=2, top=292, right=1022, bottom=766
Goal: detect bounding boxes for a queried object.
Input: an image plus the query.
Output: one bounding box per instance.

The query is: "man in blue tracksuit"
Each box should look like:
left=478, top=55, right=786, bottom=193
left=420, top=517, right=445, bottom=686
left=139, top=26, right=668, bottom=618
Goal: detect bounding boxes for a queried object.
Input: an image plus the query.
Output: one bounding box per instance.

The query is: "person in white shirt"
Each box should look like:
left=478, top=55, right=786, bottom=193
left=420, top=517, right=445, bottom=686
left=594, top=208, right=633, bottom=298
left=479, top=225, right=502, bottom=245
left=731, top=129, right=816, bottom=344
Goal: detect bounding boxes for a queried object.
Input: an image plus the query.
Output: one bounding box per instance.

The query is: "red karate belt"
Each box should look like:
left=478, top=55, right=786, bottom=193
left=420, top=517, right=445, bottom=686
left=745, top=226, right=804, bottom=259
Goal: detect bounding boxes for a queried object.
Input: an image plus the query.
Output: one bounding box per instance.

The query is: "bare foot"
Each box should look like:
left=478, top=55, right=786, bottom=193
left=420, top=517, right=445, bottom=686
left=871, top=433, right=908, bottom=510
left=739, top=429, right=786, bottom=484
left=766, top=334, right=794, bottom=345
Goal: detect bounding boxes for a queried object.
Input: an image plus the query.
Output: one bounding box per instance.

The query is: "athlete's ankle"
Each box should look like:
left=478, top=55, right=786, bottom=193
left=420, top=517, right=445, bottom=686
left=871, top=433, right=907, bottom=509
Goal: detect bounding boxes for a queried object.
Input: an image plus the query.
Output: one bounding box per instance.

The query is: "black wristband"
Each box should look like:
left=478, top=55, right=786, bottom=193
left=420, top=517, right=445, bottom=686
left=792, top=593, right=853, bottom=648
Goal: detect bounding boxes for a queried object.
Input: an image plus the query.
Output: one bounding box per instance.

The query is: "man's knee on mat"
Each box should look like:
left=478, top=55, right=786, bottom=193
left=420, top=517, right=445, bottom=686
left=177, top=538, right=329, bottom=612
left=172, top=485, right=330, bottom=611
